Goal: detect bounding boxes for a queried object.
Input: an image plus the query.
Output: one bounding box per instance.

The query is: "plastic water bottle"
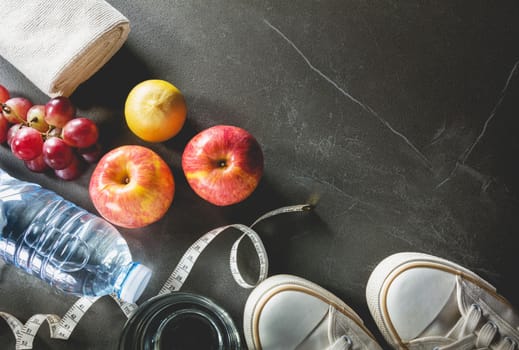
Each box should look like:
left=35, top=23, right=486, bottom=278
left=0, top=168, right=152, bottom=303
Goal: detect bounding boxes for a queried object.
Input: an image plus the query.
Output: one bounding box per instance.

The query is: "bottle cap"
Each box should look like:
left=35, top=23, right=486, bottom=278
left=119, top=263, right=152, bottom=303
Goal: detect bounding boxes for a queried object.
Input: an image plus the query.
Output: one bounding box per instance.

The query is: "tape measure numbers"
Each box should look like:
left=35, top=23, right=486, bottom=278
left=0, top=204, right=311, bottom=349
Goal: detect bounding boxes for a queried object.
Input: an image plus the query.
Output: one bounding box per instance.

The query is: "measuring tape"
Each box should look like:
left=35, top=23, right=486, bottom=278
left=0, top=204, right=311, bottom=349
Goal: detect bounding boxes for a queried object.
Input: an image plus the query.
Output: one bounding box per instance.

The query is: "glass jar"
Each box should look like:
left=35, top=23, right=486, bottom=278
left=118, top=292, right=241, bottom=350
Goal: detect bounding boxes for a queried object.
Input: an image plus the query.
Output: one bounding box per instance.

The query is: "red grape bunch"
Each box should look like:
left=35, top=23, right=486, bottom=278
left=0, top=84, right=101, bottom=180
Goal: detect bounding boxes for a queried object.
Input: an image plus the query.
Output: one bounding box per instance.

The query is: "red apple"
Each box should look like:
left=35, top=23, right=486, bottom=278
left=89, top=145, right=175, bottom=228
left=182, top=125, right=264, bottom=206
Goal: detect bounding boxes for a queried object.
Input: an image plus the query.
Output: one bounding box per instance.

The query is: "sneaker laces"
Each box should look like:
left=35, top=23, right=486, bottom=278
left=328, top=335, right=353, bottom=350
left=435, top=304, right=518, bottom=350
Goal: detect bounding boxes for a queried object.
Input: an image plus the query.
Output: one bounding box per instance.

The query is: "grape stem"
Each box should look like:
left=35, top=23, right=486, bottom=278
left=1, top=103, right=27, bottom=124
left=1, top=103, right=53, bottom=137
left=43, top=126, right=56, bottom=139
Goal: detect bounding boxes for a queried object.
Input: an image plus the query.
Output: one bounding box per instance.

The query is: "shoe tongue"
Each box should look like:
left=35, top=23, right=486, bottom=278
left=417, top=285, right=460, bottom=337
left=257, top=289, right=331, bottom=350
left=296, top=309, right=331, bottom=350
left=387, top=267, right=459, bottom=340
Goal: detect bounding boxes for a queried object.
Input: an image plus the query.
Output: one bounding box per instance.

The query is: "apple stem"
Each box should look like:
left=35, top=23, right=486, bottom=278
left=218, top=160, right=226, bottom=168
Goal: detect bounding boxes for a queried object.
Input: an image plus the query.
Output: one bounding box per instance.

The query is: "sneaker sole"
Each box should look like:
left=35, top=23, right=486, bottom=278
left=365, top=252, right=508, bottom=349
left=243, top=274, right=376, bottom=350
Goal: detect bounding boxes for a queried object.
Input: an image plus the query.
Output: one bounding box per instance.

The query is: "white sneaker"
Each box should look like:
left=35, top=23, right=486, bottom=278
left=243, top=274, right=383, bottom=350
left=366, top=252, right=519, bottom=350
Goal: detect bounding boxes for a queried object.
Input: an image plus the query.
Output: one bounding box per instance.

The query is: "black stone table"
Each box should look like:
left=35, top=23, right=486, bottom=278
left=2, top=1, right=519, bottom=349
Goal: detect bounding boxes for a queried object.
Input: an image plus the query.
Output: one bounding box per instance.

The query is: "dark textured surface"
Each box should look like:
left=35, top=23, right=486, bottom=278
left=2, top=1, right=519, bottom=349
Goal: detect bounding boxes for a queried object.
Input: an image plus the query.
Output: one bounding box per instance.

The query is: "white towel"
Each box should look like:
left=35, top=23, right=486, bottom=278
left=0, top=0, right=130, bottom=97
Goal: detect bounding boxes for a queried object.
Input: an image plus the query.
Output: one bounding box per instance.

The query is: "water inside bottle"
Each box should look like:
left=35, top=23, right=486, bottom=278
left=23, top=223, right=90, bottom=272
left=0, top=169, right=151, bottom=301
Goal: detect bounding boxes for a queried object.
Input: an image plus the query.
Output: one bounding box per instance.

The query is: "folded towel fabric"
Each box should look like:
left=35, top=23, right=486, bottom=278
left=0, top=0, right=130, bottom=97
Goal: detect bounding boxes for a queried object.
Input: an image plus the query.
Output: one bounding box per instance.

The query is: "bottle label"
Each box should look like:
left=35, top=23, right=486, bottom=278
left=0, top=204, right=311, bottom=349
